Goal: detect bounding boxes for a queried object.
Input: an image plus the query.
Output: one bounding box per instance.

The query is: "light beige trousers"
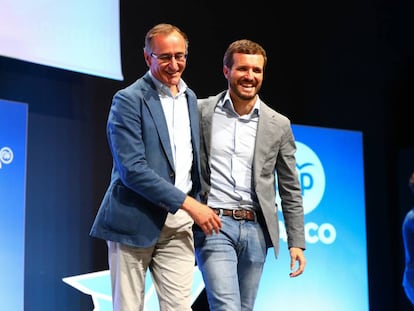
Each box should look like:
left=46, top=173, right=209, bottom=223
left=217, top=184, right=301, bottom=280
left=107, top=225, right=194, bottom=311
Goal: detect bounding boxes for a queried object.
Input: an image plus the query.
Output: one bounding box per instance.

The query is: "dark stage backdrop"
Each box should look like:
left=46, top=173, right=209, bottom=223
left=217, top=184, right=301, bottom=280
left=0, top=1, right=413, bottom=310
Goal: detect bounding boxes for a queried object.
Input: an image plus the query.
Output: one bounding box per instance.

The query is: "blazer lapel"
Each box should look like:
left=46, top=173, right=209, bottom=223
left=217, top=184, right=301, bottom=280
left=143, top=84, right=175, bottom=170
left=254, top=104, right=278, bottom=177
left=187, top=95, right=199, bottom=155
left=200, top=93, right=225, bottom=156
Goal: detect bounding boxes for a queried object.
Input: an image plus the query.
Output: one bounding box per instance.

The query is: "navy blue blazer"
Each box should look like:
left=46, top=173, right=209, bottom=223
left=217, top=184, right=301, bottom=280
left=90, top=72, right=201, bottom=248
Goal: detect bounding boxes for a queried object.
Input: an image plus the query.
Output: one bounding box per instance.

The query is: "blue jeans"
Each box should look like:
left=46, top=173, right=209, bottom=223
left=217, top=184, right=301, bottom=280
left=194, top=216, right=267, bottom=311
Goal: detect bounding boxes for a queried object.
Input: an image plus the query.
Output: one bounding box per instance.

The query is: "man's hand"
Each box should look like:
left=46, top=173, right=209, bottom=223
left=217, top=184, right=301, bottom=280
left=181, top=196, right=222, bottom=235
left=289, top=247, right=306, bottom=278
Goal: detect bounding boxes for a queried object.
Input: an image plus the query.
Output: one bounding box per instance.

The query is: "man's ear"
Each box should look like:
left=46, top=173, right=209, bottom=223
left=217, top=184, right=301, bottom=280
left=143, top=50, right=151, bottom=67
left=223, top=65, right=230, bottom=79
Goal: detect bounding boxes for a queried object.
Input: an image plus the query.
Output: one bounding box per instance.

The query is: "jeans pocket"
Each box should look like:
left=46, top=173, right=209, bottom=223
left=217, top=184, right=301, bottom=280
left=193, top=227, right=206, bottom=248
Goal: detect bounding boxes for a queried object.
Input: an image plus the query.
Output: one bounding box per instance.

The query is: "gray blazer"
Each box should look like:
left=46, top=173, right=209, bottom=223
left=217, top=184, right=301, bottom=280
left=90, top=72, right=201, bottom=248
left=198, top=91, right=305, bottom=258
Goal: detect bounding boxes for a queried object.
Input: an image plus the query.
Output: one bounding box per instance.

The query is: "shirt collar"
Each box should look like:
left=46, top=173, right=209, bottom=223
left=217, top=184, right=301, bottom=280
left=219, top=90, right=261, bottom=117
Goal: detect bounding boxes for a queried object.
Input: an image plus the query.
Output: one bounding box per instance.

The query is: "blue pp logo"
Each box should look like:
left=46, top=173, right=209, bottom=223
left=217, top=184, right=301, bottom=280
left=276, top=141, right=325, bottom=215
left=0, top=147, right=13, bottom=169
left=277, top=141, right=336, bottom=244
left=295, top=141, right=325, bottom=215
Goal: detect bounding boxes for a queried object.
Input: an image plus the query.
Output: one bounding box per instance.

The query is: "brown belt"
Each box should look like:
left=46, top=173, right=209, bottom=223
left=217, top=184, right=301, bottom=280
left=212, top=208, right=256, bottom=221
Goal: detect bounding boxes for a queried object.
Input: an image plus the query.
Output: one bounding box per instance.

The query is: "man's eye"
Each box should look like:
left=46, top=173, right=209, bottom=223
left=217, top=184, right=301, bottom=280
left=159, top=55, right=171, bottom=60
left=151, top=52, right=187, bottom=63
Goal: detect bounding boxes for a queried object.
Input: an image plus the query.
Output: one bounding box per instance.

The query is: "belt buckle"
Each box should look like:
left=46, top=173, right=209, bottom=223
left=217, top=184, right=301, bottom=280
left=232, top=209, right=244, bottom=220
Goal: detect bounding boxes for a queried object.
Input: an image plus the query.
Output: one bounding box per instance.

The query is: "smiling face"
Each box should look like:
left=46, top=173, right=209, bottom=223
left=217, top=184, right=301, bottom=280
left=224, top=52, right=264, bottom=113
left=144, top=30, right=188, bottom=94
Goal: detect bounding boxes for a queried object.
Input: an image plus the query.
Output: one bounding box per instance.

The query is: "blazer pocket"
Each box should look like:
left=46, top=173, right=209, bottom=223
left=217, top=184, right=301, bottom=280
left=103, top=183, right=163, bottom=235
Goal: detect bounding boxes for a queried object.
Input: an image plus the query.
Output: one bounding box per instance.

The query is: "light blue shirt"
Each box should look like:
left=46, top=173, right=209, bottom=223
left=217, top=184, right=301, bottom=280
left=149, top=72, right=193, bottom=228
left=208, top=91, right=260, bottom=211
left=149, top=71, right=193, bottom=194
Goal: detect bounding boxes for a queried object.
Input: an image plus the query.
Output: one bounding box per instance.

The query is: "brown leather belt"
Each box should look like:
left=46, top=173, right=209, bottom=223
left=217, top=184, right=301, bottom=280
left=212, top=208, right=256, bottom=221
